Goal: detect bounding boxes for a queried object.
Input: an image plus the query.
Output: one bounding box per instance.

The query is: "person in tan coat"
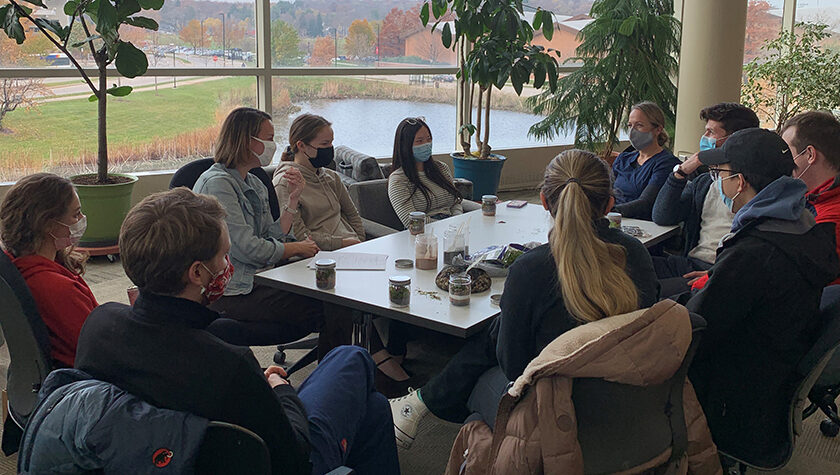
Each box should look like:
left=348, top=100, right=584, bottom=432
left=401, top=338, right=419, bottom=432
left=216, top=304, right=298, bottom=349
left=445, top=299, right=721, bottom=475
left=273, top=113, right=365, bottom=251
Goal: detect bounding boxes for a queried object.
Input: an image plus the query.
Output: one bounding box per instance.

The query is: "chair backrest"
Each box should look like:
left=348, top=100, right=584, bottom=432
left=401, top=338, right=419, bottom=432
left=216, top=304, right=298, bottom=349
left=0, top=251, right=53, bottom=427
left=814, top=285, right=840, bottom=388
left=170, top=158, right=280, bottom=220
left=572, top=312, right=706, bottom=474
left=347, top=179, right=404, bottom=231
left=194, top=421, right=271, bottom=475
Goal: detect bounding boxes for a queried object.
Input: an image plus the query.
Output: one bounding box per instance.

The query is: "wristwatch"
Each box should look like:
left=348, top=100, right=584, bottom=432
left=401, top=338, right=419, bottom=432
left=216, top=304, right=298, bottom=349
left=283, top=204, right=299, bottom=214
left=673, top=163, right=688, bottom=179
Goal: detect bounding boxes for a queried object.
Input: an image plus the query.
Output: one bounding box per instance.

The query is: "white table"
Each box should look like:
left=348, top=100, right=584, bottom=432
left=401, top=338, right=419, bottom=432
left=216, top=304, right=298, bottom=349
left=255, top=203, right=678, bottom=340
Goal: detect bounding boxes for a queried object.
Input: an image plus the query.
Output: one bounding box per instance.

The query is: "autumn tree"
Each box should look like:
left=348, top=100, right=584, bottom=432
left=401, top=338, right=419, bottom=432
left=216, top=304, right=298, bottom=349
left=310, top=36, right=335, bottom=66
left=204, top=18, right=223, bottom=48
left=345, top=19, right=375, bottom=58
left=0, top=37, right=50, bottom=131
left=272, top=20, right=302, bottom=65
left=745, top=0, right=780, bottom=62
left=179, top=19, right=207, bottom=54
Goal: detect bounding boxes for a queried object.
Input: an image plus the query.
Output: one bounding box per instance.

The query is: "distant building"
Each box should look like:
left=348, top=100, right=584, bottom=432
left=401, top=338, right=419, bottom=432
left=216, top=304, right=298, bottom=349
left=31, top=0, right=71, bottom=26
left=401, top=14, right=592, bottom=65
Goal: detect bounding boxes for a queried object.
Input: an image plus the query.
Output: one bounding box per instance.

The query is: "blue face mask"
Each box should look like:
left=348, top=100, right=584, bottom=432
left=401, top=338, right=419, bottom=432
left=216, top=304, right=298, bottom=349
left=699, top=135, right=717, bottom=151
left=413, top=142, right=433, bottom=162
left=716, top=174, right=741, bottom=213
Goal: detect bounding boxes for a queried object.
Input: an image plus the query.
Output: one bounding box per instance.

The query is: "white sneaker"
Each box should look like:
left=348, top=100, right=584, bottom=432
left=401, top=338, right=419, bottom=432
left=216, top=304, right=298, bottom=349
left=389, top=388, right=428, bottom=449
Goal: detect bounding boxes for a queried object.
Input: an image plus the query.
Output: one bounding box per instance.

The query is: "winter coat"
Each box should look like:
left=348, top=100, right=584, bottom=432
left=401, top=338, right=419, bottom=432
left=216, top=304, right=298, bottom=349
left=809, top=175, right=840, bottom=285
left=18, top=368, right=208, bottom=474
left=446, top=299, right=721, bottom=475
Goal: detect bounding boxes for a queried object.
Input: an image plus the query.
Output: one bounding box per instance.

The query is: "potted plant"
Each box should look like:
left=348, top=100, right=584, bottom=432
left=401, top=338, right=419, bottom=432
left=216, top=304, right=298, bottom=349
left=421, top=0, right=560, bottom=200
left=0, top=0, right=164, bottom=246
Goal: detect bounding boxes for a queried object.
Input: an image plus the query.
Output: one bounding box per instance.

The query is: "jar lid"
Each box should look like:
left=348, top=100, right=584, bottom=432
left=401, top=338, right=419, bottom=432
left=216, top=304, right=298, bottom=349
left=394, top=259, right=414, bottom=269
left=315, top=259, right=336, bottom=268
left=409, top=211, right=426, bottom=218
left=482, top=195, right=497, bottom=201
left=389, top=275, right=411, bottom=284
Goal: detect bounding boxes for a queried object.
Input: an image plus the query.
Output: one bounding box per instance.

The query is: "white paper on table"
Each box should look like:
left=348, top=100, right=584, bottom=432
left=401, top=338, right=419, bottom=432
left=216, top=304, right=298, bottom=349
left=306, top=251, right=388, bottom=270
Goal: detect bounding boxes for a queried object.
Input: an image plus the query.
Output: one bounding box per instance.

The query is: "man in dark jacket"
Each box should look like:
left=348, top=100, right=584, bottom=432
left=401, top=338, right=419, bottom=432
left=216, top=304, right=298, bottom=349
left=74, top=188, right=399, bottom=475
left=686, top=128, right=840, bottom=465
left=652, top=103, right=759, bottom=297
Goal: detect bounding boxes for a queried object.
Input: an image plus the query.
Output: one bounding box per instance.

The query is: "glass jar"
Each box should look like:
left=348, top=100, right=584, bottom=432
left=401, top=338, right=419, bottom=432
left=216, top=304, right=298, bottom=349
left=415, top=233, right=439, bottom=270
left=449, top=273, right=472, bottom=306
left=482, top=195, right=497, bottom=216
left=315, top=259, right=337, bottom=290
left=408, top=211, right=426, bottom=235
left=443, top=225, right=466, bottom=265
left=389, top=276, right=411, bottom=307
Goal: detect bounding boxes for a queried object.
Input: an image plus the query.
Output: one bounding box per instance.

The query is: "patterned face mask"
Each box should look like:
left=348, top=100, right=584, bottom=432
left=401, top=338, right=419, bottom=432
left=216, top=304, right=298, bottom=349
left=200, top=255, right=234, bottom=303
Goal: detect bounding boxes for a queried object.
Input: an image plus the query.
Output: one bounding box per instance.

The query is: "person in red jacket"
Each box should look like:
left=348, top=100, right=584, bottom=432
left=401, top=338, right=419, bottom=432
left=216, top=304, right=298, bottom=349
left=782, top=111, right=840, bottom=286
left=0, top=173, right=98, bottom=367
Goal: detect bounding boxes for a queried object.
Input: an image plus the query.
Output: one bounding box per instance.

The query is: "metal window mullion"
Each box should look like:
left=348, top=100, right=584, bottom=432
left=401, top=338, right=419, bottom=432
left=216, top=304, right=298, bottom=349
left=782, top=0, right=797, bottom=33
left=255, top=0, right=272, bottom=115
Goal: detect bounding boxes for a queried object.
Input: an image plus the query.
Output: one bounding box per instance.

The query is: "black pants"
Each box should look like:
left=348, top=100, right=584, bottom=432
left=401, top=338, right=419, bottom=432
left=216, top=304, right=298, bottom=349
left=421, top=319, right=500, bottom=423
left=207, top=283, right=352, bottom=359
left=652, top=255, right=713, bottom=300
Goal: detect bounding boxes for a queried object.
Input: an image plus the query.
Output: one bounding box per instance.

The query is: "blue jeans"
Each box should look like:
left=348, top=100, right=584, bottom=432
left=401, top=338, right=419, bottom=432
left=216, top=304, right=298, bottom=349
left=297, top=346, right=400, bottom=475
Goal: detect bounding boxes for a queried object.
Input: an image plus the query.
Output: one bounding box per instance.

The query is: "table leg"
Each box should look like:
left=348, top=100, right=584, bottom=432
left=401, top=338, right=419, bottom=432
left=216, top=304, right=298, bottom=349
left=352, top=311, right=372, bottom=351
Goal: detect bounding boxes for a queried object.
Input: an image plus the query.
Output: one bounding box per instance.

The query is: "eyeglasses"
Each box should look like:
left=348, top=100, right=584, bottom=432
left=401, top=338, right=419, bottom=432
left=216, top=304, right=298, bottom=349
left=708, top=167, right=740, bottom=181
left=405, top=116, right=426, bottom=125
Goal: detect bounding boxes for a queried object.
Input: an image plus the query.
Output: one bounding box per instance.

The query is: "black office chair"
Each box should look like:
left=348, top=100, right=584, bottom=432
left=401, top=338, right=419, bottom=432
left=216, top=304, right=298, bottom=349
left=171, top=159, right=318, bottom=375
left=720, top=288, right=840, bottom=473
left=0, top=251, right=54, bottom=455
left=804, top=285, right=840, bottom=437
left=194, top=421, right=272, bottom=474
left=570, top=312, right=706, bottom=473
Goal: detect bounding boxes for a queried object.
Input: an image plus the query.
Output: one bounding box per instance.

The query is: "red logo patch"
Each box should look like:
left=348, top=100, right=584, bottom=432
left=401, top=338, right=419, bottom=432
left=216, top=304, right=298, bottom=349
left=153, top=448, right=173, bottom=468
left=340, top=438, right=348, bottom=453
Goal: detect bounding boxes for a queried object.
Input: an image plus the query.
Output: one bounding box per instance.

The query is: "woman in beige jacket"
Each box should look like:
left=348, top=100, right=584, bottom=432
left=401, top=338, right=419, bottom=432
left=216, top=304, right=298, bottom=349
left=273, top=113, right=365, bottom=251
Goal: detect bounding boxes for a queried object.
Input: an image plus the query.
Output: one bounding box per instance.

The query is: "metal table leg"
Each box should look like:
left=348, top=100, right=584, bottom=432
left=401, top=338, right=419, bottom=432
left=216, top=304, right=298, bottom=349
left=352, top=311, right=372, bottom=351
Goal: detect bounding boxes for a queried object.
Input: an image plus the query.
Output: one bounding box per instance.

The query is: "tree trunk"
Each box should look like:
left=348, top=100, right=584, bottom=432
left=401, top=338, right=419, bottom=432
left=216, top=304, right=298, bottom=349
left=97, top=59, right=108, bottom=183
left=474, top=86, right=484, bottom=155
left=481, top=87, right=491, bottom=159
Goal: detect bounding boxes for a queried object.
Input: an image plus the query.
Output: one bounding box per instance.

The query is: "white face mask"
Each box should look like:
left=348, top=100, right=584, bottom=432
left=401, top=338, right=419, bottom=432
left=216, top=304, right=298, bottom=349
left=251, top=137, right=277, bottom=166
left=50, top=215, right=87, bottom=249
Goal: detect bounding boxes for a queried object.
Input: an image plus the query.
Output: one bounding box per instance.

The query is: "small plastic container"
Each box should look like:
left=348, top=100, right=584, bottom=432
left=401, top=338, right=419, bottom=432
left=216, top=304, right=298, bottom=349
left=482, top=195, right=497, bottom=216
left=415, top=233, right=438, bottom=270
left=449, top=273, right=472, bottom=306
left=607, top=212, right=622, bottom=229
left=408, top=211, right=426, bottom=235
left=315, top=259, right=336, bottom=290
left=389, top=276, right=411, bottom=307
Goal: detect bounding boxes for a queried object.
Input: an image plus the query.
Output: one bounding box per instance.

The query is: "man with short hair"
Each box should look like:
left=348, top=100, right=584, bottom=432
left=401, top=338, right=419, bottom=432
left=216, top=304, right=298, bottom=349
left=651, top=103, right=760, bottom=297
left=74, top=188, right=399, bottom=475
left=781, top=110, right=840, bottom=285
left=686, top=128, right=839, bottom=462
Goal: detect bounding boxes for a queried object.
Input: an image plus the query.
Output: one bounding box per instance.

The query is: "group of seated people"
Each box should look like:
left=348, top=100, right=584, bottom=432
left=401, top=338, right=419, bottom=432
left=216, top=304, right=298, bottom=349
left=1, top=101, right=839, bottom=474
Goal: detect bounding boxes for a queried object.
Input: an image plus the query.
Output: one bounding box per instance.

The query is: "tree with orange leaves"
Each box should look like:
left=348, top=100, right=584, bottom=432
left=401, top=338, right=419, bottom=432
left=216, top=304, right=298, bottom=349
left=310, top=36, right=335, bottom=66
left=745, top=0, right=780, bottom=62
left=345, top=19, right=375, bottom=59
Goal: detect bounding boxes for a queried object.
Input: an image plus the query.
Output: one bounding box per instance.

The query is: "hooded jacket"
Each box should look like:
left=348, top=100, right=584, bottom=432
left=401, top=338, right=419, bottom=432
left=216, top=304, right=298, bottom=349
left=11, top=253, right=97, bottom=367
left=445, top=300, right=721, bottom=475
left=686, top=176, right=839, bottom=465
left=273, top=162, right=365, bottom=251
left=809, top=175, right=840, bottom=285
left=18, top=368, right=208, bottom=474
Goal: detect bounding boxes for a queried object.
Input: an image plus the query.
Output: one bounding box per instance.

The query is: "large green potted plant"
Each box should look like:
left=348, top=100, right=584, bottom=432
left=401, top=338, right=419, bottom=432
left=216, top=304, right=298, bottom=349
left=527, top=0, right=679, bottom=158
left=742, top=22, right=840, bottom=133
left=1, top=0, right=164, bottom=246
left=421, top=0, right=560, bottom=200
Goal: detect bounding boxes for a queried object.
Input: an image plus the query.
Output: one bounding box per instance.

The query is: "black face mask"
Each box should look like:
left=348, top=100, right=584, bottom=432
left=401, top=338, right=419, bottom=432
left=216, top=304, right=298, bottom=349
left=306, top=145, right=334, bottom=168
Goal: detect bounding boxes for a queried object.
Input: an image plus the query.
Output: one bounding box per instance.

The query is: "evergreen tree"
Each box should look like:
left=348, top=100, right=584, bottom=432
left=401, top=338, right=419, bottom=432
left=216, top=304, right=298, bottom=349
left=527, top=0, right=680, bottom=156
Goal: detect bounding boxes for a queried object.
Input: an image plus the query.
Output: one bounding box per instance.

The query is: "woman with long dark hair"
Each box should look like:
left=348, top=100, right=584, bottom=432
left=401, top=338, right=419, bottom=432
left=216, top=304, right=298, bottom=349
left=388, top=117, right=462, bottom=227
left=0, top=173, right=98, bottom=367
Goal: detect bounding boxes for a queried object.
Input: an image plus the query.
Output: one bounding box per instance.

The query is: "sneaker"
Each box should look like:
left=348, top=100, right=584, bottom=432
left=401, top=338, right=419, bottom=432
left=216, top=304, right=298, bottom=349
left=389, top=388, right=428, bottom=449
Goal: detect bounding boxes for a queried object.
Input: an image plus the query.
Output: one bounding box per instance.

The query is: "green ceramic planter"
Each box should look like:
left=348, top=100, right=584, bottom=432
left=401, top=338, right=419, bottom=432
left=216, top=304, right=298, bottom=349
left=72, top=174, right=138, bottom=247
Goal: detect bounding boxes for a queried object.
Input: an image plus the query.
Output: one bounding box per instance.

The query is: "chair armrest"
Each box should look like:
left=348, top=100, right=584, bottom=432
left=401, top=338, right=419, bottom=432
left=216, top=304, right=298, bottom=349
left=363, top=218, right=399, bottom=239
left=462, top=200, right=482, bottom=213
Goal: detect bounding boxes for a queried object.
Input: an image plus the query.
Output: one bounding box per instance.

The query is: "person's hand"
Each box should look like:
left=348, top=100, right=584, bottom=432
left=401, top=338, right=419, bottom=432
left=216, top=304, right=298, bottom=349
left=268, top=373, right=290, bottom=388
left=290, top=238, right=319, bottom=258
left=679, top=153, right=703, bottom=176
left=683, top=270, right=708, bottom=286
left=341, top=237, right=361, bottom=248
left=265, top=366, right=290, bottom=388
left=283, top=167, right=306, bottom=202
left=264, top=365, right=287, bottom=379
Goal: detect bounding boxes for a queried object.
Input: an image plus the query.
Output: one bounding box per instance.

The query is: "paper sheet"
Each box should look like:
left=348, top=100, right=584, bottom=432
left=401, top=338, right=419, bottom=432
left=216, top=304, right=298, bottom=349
left=306, top=251, right=388, bottom=270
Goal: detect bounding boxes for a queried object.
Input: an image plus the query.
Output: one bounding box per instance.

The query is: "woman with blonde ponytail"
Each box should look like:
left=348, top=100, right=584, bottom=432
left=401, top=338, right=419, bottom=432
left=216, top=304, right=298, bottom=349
left=389, top=150, right=657, bottom=449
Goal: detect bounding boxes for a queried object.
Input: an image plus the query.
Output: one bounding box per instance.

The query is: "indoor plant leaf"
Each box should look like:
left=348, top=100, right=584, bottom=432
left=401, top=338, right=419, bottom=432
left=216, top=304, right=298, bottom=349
left=114, top=41, right=148, bottom=78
